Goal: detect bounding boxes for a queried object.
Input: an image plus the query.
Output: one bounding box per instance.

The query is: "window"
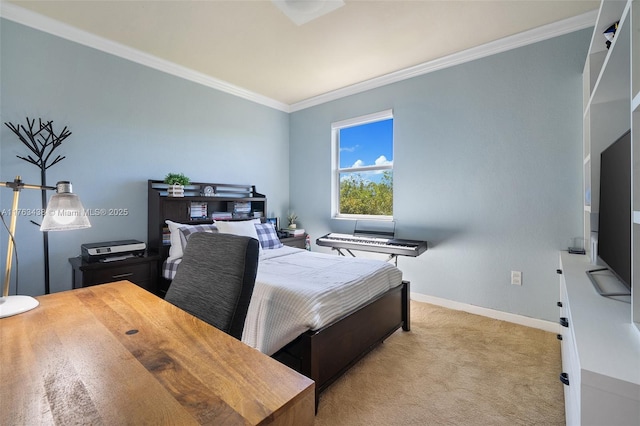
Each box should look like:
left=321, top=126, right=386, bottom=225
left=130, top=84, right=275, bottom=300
left=332, top=110, right=393, bottom=219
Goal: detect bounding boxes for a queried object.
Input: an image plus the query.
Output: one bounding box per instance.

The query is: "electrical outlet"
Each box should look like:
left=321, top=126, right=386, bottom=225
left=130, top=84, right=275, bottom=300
left=511, top=271, right=522, bottom=286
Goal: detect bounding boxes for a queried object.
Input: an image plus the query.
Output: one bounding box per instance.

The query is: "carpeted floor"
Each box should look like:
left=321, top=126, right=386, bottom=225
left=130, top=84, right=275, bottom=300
left=314, top=300, right=565, bottom=425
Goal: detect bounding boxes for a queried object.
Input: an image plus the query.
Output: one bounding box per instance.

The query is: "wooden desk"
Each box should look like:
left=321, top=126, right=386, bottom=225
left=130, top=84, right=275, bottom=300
left=0, top=281, right=315, bottom=425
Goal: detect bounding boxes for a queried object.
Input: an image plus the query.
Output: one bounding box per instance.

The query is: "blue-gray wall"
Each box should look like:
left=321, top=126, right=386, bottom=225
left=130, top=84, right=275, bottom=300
left=1, top=17, right=590, bottom=323
left=0, top=19, right=289, bottom=295
left=290, top=29, right=590, bottom=322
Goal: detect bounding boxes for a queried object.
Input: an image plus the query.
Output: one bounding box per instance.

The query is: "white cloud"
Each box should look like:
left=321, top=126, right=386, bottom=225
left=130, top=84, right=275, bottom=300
left=340, top=145, right=358, bottom=153
left=350, top=156, right=393, bottom=169
left=375, top=155, right=392, bottom=166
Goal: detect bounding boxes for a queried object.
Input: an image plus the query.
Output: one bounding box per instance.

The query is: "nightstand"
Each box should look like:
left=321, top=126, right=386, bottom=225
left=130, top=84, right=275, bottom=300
left=69, top=253, right=161, bottom=294
left=280, top=234, right=307, bottom=249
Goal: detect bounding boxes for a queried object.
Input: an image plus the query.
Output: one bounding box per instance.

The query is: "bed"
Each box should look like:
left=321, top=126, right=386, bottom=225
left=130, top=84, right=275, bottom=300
left=160, top=220, right=410, bottom=408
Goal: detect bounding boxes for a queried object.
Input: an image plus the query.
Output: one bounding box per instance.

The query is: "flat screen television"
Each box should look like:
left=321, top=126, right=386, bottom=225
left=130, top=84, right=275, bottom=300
left=592, top=129, right=631, bottom=296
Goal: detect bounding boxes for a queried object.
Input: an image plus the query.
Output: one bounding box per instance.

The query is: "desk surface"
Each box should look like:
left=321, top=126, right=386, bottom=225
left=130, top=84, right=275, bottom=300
left=1, top=281, right=314, bottom=425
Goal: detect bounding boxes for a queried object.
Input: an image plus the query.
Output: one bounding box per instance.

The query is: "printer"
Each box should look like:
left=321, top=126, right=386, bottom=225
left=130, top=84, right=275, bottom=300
left=81, top=239, right=146, bottom=262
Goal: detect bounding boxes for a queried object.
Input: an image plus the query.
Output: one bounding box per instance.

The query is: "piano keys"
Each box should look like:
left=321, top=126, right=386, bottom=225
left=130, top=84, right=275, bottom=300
left=316, top=232, right=427, bottom=264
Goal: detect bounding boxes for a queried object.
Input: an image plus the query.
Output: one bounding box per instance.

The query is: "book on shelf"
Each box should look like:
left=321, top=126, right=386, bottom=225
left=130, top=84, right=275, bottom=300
left=162, top=227, right=171, bottom=245
left=211, top=211, right=233, bottom=220
left=286, top=228, right=305, bottom=236
left=189, top=202, right=207, bottom=219
left=228, top=201, right=251, bottom=214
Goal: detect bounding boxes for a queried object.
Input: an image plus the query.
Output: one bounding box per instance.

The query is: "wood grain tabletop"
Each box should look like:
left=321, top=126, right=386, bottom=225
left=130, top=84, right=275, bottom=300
left=0, top=280, right=315, bottom=425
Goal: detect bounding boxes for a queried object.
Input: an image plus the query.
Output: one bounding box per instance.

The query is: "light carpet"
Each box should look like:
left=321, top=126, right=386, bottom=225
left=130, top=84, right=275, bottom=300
left=314, top=300, right=564, bottom=425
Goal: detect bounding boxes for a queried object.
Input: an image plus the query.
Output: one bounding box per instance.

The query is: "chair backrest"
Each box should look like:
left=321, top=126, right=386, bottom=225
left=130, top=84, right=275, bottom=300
left=164, top=232, right=260, bottom=339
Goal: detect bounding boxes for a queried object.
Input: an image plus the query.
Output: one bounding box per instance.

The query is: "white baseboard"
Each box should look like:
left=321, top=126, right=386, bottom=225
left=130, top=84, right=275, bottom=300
left=410, top=292, right=559, bottom=334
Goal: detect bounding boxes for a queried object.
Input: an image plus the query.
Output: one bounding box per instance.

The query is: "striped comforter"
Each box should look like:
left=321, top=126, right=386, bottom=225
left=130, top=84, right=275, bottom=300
left=242, top=246, right=403, bottom=355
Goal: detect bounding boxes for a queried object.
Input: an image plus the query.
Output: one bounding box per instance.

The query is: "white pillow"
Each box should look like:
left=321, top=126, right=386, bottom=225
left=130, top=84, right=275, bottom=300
left=214, top=219, right=262, bottom=252
left=165, top=220, right=184, bottom=260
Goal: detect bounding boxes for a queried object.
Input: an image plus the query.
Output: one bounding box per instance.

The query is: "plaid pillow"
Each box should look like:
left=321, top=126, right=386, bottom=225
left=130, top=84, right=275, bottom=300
left=177, top=224, right=218, bottom=254
left=163, top=257, right=182, bottom=280
left=254, top=222, right=284, bottom=249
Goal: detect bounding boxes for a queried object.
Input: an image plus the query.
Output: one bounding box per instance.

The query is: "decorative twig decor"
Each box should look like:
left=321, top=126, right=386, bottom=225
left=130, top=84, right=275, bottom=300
left=4, top=117, right=72, bottom=294
left=4, top=118, right=71, bottom=172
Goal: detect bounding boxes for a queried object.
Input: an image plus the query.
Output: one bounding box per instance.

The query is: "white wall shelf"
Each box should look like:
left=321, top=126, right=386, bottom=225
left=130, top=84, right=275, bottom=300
left=589, top=4, right=631, bottom=106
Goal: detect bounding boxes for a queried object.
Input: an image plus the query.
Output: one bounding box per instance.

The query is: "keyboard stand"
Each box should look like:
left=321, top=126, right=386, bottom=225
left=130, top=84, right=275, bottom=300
left=331, top=247, right=352, bottom=257
left=331, top=246, right=399, bottom=266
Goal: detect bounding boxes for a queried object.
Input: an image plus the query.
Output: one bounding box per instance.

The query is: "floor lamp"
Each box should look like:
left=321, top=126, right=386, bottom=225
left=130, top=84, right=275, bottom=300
left=0, top=177, right=90, bottom=318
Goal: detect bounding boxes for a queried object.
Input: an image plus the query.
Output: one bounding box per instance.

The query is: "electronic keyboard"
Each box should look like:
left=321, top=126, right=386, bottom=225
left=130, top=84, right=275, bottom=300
left=316, top=233, right=427, bottom=258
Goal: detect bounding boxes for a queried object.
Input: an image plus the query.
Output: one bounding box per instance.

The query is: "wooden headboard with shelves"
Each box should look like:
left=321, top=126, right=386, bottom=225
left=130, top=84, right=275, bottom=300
left=147, top=180, right=267, bottom=291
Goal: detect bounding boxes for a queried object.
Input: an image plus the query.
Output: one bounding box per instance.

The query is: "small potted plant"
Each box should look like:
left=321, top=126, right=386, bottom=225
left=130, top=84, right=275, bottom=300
left=164, top=172, right=190, bottom=197
left=287, top=212, right=298, bottom=229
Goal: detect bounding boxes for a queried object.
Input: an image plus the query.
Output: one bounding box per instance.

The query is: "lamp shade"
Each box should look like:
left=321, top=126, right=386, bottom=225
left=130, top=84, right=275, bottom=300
left=40, top=182, right=91, bottom=231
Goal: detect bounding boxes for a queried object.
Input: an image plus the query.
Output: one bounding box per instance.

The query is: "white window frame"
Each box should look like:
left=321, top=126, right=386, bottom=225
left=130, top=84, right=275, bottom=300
left=331, top=109, right=394, bottom=220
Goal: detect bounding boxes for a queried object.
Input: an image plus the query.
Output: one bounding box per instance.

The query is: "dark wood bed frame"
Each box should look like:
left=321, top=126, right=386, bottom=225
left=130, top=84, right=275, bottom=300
left=272, top=280, right=410, bottom=410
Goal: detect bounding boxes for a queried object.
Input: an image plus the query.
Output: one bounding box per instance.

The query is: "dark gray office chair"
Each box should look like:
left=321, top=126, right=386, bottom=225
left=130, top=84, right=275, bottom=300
left=164, top=232, right=260, bottom=340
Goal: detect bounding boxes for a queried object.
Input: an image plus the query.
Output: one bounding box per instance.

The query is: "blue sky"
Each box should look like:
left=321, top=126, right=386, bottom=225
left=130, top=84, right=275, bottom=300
left=339, top=118, right=393, bottom=169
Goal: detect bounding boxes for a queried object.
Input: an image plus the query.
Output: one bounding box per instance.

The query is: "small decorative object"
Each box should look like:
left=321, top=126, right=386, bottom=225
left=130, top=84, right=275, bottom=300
left=164, top=172, right=190, bottom=197
left=202, top=185, right=215, bottom=197
left=287, top=212, right=298, bottom=229
left=168, top=184, right=184, bottom=197
left=603, top=21, right=618, bottom=49
left=568, top=237, right=586, bottom=255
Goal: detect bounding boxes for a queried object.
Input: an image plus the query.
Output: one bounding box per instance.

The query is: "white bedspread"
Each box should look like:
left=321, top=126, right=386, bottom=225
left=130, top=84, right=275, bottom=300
left=242, top=246, right=403, bottom=356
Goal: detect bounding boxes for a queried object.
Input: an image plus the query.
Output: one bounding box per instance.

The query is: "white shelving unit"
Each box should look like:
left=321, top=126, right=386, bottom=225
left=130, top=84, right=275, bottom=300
left=582, top=0, right=638, bottom=329
left=583, top=0, right=630, bottom=248
left=563, top=0, right=640, bottom=423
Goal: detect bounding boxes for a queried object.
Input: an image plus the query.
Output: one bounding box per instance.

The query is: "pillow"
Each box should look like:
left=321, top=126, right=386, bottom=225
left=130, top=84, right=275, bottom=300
left=165, top=220, right=218, bottom=260
left=178, top=224, right=218, bottom=254
left=165, top=220, right=185, bottom=260
left=214, top=219, right=262, bottom=251
left=254, top=222, right=283, bottom=249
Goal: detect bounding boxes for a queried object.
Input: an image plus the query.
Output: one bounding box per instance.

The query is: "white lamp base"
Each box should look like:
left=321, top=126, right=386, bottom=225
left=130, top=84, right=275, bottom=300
left=0, top=295, right=39, bottom=318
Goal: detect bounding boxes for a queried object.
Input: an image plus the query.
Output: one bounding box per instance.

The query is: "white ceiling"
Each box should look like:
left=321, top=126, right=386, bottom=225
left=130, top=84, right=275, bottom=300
left=3, top=1, right=599, bottom=111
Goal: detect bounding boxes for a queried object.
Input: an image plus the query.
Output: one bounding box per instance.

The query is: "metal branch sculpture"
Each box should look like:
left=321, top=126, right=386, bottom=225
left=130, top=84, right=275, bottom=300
left=4, top=117, right=72, bottom=294
left=5, top=118, right=70, bottom=173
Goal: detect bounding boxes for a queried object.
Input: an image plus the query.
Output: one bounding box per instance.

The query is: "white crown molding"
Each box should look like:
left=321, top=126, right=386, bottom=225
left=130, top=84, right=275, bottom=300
left=1, top=2, right=596, bottom=114
left=289, top=10, right=598, bottom=112
left=411, top=291, right=560, bottom=334
left=0, top=1, right=291, bottom=113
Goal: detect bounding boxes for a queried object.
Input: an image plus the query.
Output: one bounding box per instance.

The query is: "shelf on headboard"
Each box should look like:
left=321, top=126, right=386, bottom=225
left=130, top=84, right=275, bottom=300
left=149, top=180, right=265, bottom=198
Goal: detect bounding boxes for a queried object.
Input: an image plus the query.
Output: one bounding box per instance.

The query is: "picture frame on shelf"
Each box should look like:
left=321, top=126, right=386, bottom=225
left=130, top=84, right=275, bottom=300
left=266, top=217, right=279, bottom=230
